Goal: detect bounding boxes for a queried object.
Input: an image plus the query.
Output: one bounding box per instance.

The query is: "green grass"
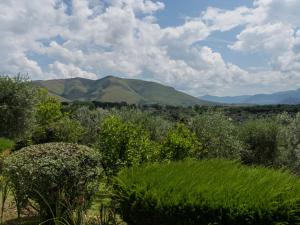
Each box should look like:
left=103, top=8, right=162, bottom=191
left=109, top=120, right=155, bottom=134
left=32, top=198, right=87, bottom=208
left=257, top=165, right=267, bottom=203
left=115, top=160, right=300, bottom=225
left=0, top=137, right=14, bottom=152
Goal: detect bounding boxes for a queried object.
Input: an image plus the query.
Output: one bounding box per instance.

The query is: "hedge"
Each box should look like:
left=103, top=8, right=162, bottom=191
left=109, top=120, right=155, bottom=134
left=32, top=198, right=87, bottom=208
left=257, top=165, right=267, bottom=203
left=114, top=160, right=300, bottom=225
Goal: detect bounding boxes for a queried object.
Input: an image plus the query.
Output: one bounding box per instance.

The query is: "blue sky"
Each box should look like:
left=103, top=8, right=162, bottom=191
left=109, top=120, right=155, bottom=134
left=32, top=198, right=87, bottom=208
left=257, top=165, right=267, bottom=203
left=1, top=0, right=300, bottom=96
left=156, top=0, right=253, bottom=27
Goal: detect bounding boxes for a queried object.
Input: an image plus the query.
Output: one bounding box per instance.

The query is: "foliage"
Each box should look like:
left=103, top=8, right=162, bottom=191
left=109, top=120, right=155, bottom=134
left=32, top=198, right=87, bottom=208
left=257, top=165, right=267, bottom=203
left=159, top=123, right=204, bottom=161
left=114, top=160, right=300, bottom=225
left=96, top=116, right=154, bottom=175
left=4, top=143, right=102, bottom=222
left=277, top=113, right=300, bottom=174
left=72, top=107, right=108, bottom=145
left=111, top=109, right=171, bottom=142
left=28, top=91, right=86, bottom=145
left=0, top=138, right=14, bottom=153
left=35, top=89, right=63, bottom=126
left=190, top=112, right=243, bottom=160
left=31, top=116, right=85, bottom=145
left=240, top=119, right=280, bottom=166
left=0, top=75, right=38, bottom=139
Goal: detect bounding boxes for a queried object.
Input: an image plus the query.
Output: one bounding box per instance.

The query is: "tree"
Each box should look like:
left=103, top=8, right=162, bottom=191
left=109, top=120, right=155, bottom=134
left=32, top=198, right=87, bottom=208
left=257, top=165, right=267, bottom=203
left=160, top=123, right=204, bottom=161
left=112, top=109, right=171, bottom=142
left=31, top=91, right=85, bottom=145
left=240, top=119, right=279, bottom=166
left=96, top=116, right=154, bottom=175
left=72, top=106, right=108, bottom=145
left=35, top=89, right=63, bottom=126
left=190, top=112, right=243, bottom=160
left=277, top=113, right=300, bottom=173
left=0, top=75, right=38, bottom=139
left=5, top=143, right=102, bottom=223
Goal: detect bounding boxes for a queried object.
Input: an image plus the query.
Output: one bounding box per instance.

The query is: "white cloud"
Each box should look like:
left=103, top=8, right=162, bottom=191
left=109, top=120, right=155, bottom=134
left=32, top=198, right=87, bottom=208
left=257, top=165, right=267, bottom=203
left=229, top=23, right=295, bottom=54
left=48, top=61, right=97, bottom=79
left=1, top=0, right=300, bottom=96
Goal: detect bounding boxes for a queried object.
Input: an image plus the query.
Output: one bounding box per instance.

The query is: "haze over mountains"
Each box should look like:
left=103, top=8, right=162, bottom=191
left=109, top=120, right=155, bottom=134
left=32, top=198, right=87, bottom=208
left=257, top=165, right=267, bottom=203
left=34, top=76, right=210, bottom=106
left=200, top=89, right=300, bottom=105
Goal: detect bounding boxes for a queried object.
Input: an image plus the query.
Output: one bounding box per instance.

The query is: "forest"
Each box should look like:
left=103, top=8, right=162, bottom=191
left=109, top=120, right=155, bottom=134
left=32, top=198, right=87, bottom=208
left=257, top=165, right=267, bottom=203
left=1, top=75, right=300, bottom=225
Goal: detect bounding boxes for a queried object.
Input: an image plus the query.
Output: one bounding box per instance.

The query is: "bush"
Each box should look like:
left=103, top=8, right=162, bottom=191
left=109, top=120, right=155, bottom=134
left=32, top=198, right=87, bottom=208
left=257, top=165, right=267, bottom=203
left=190, top=112, right=243, bottom=159
left=96, top=116, right=155, bottom=175
left=4, top=143, right=102, bottom=222
left=159, top=123, right=204, bottom=161
left=240, top=119, right=279, bottom=166
left=114, top=160, right=300, bottom=225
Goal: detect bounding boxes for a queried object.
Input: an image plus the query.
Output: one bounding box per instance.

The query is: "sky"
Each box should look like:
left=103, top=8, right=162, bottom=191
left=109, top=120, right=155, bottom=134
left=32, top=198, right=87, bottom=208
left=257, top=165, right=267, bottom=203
left=1, top=0, right=300, bottom=96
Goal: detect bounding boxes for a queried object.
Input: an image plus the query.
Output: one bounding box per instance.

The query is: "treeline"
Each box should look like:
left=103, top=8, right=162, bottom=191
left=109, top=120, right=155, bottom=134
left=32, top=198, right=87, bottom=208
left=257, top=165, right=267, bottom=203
left=63, top=100, right=300, bottom=122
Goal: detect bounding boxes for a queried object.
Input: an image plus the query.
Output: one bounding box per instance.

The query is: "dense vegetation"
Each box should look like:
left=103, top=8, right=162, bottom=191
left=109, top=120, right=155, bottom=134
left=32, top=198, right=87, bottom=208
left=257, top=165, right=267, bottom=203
left=1, top=75, right=300, bottom=224
left=115, top=160, right=300, bottom=225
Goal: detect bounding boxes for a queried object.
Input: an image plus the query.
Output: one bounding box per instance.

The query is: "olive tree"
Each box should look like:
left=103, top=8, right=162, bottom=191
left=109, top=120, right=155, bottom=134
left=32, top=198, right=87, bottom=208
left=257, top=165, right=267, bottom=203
left=239, top=119, right=279, bottom=166
left=277, top=113, right=300, bottom=173
left=0, top=75, right=38, bottom=139
left=4, top=143, right=102, bottom=223
left=190, top=112, right=243, bottom=160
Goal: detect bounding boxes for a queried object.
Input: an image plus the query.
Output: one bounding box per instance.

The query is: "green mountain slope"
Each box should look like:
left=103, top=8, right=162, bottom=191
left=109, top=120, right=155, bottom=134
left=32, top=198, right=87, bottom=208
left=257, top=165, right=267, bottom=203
left=34, top=76, right=211, bottom=106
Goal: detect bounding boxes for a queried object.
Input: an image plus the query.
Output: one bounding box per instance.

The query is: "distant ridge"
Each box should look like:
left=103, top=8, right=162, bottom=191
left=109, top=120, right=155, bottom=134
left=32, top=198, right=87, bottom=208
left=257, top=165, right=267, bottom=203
left=199, top=88, right=300, bottom=105
left=34, top=76, right=212, bottom=106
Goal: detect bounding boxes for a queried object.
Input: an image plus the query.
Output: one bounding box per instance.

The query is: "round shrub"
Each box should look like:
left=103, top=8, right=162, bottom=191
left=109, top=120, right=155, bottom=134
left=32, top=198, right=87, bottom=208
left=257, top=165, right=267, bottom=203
left=114, top=160, right=300, bottom=225
left=4, top=143, right=102, bottom=221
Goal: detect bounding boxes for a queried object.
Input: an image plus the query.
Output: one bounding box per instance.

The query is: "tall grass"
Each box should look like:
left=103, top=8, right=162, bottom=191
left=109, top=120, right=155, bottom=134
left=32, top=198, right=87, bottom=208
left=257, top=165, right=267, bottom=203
left=115, top=160, right=300, bottom=225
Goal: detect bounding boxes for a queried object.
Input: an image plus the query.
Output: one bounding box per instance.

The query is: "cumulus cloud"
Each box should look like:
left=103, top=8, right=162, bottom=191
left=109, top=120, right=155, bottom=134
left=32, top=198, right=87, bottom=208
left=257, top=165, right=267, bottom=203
left=1, top=0, right=300, bottom=96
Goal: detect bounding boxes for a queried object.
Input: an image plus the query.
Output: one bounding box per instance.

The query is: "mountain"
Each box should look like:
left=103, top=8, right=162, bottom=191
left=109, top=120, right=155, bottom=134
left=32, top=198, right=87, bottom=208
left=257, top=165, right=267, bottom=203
left=200, top=89, right=300, bottom=105
left=34, top=76, right=211, bottom=106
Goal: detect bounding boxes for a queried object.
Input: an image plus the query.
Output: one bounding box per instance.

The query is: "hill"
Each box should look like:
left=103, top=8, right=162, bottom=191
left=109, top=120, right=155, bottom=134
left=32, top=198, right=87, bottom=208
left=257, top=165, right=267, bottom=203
left=34, top=76, right=210, bottom=106
left=200, top=89, right=300, bottom=105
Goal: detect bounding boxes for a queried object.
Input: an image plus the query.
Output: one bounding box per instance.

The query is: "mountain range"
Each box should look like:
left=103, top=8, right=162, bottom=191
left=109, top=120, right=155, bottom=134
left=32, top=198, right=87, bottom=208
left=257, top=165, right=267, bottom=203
left=34, top=76, right=211, bottom=106
left=200, top=89, right=300, bottom=105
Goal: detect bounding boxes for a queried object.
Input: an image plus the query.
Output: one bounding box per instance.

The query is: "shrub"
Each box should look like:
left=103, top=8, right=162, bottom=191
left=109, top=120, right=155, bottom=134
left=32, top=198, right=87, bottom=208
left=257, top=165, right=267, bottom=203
left=114, top=160, right=300, bottom=225
left=96, top=116, right=154, bottom=175
left=4, top=143, right=102, bottom=222
left=190, top=112, right=243, bottom=159
left=160, top=123, right=204, bottom=161
left=240, top=119, right=279, bottom=166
